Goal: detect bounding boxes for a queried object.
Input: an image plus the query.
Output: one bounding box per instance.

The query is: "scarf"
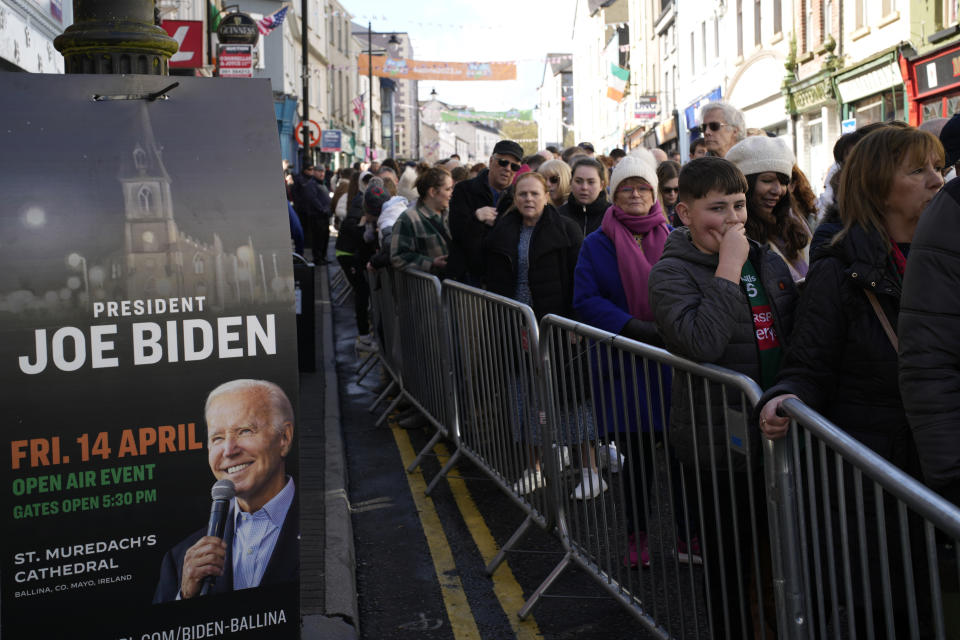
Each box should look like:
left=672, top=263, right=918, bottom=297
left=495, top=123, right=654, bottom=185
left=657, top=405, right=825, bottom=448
left=600, top=201, right=670, bottom=321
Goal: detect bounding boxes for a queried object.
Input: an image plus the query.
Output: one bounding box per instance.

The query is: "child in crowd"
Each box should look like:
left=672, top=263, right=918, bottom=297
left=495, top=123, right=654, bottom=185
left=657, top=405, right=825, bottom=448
left=648, top=156, right=798, bottom=639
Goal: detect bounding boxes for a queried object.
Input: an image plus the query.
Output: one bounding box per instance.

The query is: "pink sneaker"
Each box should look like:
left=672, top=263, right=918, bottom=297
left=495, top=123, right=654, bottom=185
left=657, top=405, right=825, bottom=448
left=623, top=532, right=651, bottom=569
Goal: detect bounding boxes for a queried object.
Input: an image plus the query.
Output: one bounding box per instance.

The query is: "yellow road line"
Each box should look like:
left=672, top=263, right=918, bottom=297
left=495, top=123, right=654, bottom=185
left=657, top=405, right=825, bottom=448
left=435, top=442, right=544, bottom=640
left=391, top=426, right=482, bottom=640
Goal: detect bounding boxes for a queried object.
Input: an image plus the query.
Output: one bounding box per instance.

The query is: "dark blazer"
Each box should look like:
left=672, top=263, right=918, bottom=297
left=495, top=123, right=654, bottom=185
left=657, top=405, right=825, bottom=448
left=153, top=489, right=299, bottom=603
left=447, top=169, right=513, bottom=284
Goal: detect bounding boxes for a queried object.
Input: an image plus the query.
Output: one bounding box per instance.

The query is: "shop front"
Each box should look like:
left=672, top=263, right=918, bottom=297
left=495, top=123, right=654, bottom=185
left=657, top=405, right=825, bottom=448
left=834, top=49, right=907, bottom=127
left=903, top=42, right=960, bottom=125
left=682, top=87, right=722, bottom=158
left=784, top=69, right=839, bottom=195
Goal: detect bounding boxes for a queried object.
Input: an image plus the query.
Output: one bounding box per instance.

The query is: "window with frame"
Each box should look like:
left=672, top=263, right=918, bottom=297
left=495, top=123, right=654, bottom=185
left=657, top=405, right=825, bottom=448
left=714, top=16, right=720, bottom=56
left=755, top=0, right=761, bottom=46
left=824, top=0, right=832, bottom=37
left=946, top=0, right=959, bottom=27
left=702, top=21, right=707, bottom=67
left=690, top=31, right=695, bottom=74
left=737, top=0, right=744, bottom=56
left=804, top=0, right=814, bottom=52
left=774, top=0, right=782, bottom=33
left=855, top=0, right=867, bottom=28
left=882, top=0, right=895, bottom=15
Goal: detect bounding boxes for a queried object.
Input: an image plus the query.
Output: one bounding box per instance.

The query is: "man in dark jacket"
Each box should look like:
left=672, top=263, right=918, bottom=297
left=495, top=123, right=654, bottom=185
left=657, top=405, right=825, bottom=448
left=900, top=175, right=960, bottom=506
left=292, top=163, right=331, bottom=263
left=446, top=139, right=523, bottom=284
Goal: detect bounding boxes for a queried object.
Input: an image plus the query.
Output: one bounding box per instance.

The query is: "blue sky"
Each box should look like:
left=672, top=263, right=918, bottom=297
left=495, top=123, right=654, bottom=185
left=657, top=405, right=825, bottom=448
left=340, top=0, right=576, bottom=112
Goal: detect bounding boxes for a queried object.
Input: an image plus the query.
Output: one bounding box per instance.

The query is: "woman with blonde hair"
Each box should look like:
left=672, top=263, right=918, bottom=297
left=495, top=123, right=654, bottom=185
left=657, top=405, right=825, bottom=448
left=539, top=159, right=572, bottom=209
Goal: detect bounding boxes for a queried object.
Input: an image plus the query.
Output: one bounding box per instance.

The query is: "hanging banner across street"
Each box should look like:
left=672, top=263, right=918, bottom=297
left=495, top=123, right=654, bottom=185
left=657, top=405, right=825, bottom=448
left=358, top=54, right=516, bottom=81
left=0, top=73, right=300, bottom=639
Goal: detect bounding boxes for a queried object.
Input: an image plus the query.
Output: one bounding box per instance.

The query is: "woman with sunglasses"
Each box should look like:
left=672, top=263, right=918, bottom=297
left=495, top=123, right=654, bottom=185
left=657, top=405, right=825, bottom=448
left=726, top=136, right=811, bottom=282
left=559, top=156, right=610, bottom=236
left=539, top=159, right=572, bottom=209
left=656, top=160, right=681, bottom=226
left=573, top=150, right=678, bottom=566
left=481, top=172, right=589, bottom=497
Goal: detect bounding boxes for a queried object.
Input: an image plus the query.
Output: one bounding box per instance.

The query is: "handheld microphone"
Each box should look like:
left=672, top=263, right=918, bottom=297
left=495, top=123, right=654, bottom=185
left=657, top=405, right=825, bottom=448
left=199, top=479, right=235, bottom=596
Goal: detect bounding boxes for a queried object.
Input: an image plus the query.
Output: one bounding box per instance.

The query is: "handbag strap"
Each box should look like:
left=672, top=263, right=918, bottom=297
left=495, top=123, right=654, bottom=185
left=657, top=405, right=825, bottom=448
left=864, top=290, right=898, bottom=351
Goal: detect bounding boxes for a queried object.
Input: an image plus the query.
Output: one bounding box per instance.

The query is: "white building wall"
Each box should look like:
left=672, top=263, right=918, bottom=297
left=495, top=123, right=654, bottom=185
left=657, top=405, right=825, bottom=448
left=538, top=61, right=565, bottom=149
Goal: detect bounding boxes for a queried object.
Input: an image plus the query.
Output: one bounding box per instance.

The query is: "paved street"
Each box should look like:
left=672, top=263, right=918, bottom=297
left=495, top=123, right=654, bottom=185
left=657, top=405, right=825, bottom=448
left=325, top=260, right=669, bottom=640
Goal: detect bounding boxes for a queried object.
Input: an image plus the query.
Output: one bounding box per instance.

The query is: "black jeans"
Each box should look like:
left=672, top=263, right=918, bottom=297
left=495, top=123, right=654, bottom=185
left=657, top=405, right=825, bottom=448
left=336, top=255, right=370, bottom=335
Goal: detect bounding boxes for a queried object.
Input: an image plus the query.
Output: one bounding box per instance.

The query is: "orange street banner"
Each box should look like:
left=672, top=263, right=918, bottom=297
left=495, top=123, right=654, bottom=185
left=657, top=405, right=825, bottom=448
left=358, top=54, right=516, bottom=81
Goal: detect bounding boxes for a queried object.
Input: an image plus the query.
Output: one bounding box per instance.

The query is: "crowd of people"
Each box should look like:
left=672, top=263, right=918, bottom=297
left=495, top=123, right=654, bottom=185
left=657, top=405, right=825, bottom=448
left=287, top=101, right=960, bottom=638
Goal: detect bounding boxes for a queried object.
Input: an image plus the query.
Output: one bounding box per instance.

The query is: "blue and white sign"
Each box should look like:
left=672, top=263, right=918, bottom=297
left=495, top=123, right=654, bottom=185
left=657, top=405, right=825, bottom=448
left=841, top=118, right=857, bottom=134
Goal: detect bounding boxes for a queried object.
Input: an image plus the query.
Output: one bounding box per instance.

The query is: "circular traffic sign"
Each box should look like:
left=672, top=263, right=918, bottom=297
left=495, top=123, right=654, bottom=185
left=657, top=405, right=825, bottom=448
left=294, top=120, right=321, bottom=148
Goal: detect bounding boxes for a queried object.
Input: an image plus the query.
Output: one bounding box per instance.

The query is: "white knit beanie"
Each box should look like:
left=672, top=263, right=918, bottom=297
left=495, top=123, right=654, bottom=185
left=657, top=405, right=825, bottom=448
left=610, top=150, right=658, bottom=198
left=724, top=136, right=795, bottom=177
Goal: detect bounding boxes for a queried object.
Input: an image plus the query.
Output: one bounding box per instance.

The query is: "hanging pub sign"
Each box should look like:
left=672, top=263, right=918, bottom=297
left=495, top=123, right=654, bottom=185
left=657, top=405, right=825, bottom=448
left=217, top=11, right=259, bottom=46
left=0, top=73, right=300, bottom=639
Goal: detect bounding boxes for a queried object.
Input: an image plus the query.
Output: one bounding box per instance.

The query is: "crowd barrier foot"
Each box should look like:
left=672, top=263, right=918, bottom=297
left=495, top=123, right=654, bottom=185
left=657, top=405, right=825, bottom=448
left=486, top=514, right=534, bottom=576
left=368, top=378, right=397, bottom=413
left=422, top=443, right=459, bottom=494
left=517, top=550, right=573, bottom=620
left=356, top=350, right=379, bottom=380
left=375, top=394, right=403, bottom=427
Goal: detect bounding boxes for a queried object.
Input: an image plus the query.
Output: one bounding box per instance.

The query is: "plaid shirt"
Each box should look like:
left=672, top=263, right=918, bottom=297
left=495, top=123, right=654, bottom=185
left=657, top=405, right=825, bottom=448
left=390, top=204, right=451, bottom=274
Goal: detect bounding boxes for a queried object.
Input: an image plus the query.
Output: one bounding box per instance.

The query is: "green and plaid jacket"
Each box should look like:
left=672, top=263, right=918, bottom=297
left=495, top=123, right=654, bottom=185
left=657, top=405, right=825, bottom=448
left=390, top=203, right=451, bottom=274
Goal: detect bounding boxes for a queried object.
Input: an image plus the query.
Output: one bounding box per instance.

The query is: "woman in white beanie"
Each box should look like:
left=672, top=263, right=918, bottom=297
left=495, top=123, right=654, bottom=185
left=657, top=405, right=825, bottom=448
left=572, top=147, right=677, bottom=566
left=726, top=136, right=811, bottom=281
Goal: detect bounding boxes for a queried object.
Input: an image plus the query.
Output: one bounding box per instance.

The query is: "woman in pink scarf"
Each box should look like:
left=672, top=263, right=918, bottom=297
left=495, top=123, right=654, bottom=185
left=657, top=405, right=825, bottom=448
left=573, top=150, right=691, bottom=569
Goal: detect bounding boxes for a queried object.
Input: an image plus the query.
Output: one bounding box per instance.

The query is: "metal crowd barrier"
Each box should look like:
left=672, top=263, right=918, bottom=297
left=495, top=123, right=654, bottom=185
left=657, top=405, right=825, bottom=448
left=531, top=315, right=775, bottom=639
left=392, top=269, right=457, bottom=482
left=354, top=268, right=960, bottom=638
left=436, top=280, right=559, bottom=574
left=773, top=398, right=960, bottom=640
left=362, top=268, right=403, bottom=420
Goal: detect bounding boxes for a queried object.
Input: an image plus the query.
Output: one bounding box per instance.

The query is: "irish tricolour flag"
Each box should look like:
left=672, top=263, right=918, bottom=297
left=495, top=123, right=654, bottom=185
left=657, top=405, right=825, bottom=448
left=607, top=63, right=629, bottom=102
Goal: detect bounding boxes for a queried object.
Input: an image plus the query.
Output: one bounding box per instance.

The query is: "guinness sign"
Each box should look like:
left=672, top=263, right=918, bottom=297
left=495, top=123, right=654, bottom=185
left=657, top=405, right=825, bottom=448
left=217, top=11, right=259, bottom=46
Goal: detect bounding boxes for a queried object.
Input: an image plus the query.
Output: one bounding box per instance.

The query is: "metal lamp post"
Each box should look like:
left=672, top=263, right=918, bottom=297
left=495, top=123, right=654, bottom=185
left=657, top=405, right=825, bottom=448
left=54, top=0, right=178, bottom=75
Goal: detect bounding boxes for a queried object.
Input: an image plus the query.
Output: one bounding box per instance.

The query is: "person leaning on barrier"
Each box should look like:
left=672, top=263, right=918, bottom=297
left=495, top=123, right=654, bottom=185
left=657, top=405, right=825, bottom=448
left=649, top=156, right=798, bottom=639
left=389, top=166, right=453, bottom=276
left=758, top=125, right=944, bottom=637
left=480, top=171, right=586, bottom=498
left=446, top=139, right=523, bottom=284
left=572, top=150, right=677, bottom=567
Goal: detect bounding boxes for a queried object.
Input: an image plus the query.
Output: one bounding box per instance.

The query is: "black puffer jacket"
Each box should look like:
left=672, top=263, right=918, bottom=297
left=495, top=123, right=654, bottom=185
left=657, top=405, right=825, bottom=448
left=649, top=228, right=798, bottom=469
left=558, top=191, right=609, bottom=238
left=447, top=170, right=514, bottom=284
left=900, top=178, right=960, bottom=503
left=760, top=223, right=915, bottom=465
left=482, top=204, right=583, bottom=320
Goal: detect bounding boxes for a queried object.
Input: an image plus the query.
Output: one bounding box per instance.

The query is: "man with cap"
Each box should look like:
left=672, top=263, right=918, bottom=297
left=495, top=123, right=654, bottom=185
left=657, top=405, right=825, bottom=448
left=447, top=139, right=524, bottom=284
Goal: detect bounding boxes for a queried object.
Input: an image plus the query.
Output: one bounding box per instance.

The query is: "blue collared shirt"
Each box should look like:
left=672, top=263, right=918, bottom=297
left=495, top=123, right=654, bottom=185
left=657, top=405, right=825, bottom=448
left=231, top=477, right=295, bottom=590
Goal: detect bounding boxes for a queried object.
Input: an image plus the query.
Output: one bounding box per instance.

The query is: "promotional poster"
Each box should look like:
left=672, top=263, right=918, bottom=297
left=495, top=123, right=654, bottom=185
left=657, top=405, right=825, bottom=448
left=0, top=74, right=300, bottom=638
